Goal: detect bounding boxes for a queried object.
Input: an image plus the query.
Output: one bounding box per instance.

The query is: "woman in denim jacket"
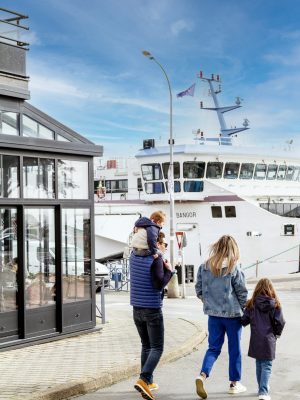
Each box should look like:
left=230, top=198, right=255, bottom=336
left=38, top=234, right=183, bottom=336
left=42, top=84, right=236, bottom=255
left=195, top=235, right=248, bottom=399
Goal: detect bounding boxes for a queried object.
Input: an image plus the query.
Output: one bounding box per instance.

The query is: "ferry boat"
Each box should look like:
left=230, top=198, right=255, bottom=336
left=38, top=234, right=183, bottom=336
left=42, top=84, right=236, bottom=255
left=94, top=72, right=300, bottom=279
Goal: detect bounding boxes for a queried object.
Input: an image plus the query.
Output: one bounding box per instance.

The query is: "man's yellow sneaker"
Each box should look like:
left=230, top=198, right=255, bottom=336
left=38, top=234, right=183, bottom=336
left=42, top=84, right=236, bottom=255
left=148, top=383, right=159, bottom=391
left=134, top=379, right=155, bottom=400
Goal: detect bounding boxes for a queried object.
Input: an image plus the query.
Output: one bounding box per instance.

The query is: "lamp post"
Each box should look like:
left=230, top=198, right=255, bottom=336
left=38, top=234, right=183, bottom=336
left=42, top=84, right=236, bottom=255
left=142, top=50, right=175, bottom=269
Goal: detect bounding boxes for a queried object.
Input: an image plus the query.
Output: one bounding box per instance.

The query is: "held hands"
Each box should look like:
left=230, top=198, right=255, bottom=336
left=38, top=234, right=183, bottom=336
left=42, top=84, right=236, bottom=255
left=153, top=254, right=159, bottom=259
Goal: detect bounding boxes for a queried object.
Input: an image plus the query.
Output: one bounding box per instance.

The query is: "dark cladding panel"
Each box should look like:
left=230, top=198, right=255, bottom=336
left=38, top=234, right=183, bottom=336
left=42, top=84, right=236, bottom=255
left=0, top=43, right=27, bottom=77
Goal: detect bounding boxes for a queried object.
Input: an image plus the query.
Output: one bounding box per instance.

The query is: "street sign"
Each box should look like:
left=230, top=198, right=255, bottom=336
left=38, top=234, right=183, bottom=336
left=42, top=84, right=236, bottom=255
left=176, top=231, right=187, bottom=249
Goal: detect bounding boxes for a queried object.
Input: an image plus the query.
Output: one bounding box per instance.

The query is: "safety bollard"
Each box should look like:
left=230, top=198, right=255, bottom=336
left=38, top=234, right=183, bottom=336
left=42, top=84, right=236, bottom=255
left=167, top=272, right=180, bottom=298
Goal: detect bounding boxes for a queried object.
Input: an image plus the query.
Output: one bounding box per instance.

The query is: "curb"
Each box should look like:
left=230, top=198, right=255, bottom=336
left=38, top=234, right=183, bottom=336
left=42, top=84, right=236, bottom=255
left=18, top=320, right=207, bottom=400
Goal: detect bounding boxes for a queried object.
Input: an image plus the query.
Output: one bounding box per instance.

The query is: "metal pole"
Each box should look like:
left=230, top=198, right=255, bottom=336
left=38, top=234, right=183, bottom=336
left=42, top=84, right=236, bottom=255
left=150, top=57, right=175, bottom=269
left=100, top=277, right=106, bottom=324
left=181, top=249, right=186, bottom=299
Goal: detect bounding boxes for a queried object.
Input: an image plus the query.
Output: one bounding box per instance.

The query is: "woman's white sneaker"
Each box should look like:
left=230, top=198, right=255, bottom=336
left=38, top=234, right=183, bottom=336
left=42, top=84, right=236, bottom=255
left=258, top=395, right=271, bottom=400
left=228, top=382, right=247, bottom=394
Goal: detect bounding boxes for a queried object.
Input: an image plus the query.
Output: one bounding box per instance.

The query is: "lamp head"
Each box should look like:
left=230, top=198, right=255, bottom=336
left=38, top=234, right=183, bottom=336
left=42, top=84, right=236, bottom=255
left=142, top=50, right=154, bottom=59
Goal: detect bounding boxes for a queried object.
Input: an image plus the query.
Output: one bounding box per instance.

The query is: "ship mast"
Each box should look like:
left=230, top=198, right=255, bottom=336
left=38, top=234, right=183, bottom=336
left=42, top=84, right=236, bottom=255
left=198, top=72, right=249, bottom=138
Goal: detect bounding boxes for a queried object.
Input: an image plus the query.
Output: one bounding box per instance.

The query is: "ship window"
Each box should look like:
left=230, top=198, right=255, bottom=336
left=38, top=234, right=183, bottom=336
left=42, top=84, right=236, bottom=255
left=184, top=181, right=203, bottom=192
left=105, top=179, right=128, bottom=193
left=23, top=115, right=54, bottom=140
left=206, top=162, right=223, bottom=179
left=137, top=178, right=143, bottom=191
left=286, top=166, right=294, bottom=181
left=0, top=111, right=19, bottom=136
left=267, top=164, right=278, bottom=180
left=225, top=206, right=236, bottom=218
left=183, top=162, right=205, bottom=179
left=292, top=166, right=300, bottom=181
left=277, top=165, right=286, bottom=180
left=224, top=163, right=240, bottom=179
left=166, top=181, right=181, bottom=192
left=211, top=206, right=222, bottom=218
left=57, top=134, right=71, bottom=142
left=145, top=182, right=165, bottom=194
left=162, top=162, right=180, bottom=179
left=254, top=164, right=267, bottom=180
left=239, top=163, right=254, bottom=179
left=141, top=163, right=162, bottom=181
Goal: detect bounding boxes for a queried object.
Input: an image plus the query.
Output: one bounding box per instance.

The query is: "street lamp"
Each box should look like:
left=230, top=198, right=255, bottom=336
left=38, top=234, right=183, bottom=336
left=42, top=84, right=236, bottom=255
left=142, top=50, right=175, bottom=269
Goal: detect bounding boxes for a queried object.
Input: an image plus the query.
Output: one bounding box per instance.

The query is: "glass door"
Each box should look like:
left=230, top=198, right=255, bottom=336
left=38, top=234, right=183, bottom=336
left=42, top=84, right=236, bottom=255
left=0, top=208, right=18, bottom=340
left=24, top=208, right=56, bottom=336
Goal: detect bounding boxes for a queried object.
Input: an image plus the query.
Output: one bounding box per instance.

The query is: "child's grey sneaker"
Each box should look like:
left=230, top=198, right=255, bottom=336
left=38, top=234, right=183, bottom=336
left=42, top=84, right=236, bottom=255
left=195, top=375, right=207, bottom=399
left=228, top=381, right=247, bottom=394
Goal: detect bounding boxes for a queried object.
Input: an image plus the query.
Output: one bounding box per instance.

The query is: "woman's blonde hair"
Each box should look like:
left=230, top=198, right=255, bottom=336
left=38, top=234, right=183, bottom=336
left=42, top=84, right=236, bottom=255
left=208, top=235, right=240, bottom=276
left=246, top=278, right=281, bottom=309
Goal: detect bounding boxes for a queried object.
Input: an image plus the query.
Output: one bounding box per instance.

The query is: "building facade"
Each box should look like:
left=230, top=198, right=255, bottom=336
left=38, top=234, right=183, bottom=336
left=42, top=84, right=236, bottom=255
left=0, top=9, right=102, bottom=349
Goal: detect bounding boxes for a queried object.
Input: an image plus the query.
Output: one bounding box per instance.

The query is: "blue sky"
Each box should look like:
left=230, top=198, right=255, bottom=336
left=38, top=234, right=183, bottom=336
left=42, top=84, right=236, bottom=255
left=2, top=0, right=300, bottom=156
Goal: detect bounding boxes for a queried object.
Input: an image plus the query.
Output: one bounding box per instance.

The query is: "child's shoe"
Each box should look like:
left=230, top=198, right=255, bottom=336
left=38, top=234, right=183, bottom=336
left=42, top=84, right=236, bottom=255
left=228, top=381, right=247, bottom=394
left=195, top=375, right=207, bottom=399
left=258, top=395, right=271, bottom=400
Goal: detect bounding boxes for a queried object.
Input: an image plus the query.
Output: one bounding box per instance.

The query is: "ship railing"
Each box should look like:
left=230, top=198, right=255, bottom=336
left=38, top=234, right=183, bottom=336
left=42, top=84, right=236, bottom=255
left=242, top=244, right=300, bottom=278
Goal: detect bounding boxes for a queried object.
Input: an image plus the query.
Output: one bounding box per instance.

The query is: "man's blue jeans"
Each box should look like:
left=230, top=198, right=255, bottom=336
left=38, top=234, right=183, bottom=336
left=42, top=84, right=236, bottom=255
left=201, top=316, right=242, bottom=381
left=133, top=307, right=164, bottom=384
left=256, top=360, right=272, bottom=395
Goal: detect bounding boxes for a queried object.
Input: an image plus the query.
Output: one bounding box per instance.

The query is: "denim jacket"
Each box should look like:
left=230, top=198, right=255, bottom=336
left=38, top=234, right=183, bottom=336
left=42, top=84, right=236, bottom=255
left=195, top=262, right=248, bottom=318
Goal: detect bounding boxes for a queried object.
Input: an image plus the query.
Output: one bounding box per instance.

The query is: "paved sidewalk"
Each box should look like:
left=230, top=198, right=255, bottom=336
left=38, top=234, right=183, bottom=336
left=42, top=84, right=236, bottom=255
left=0, top=299, right=206, bottom=400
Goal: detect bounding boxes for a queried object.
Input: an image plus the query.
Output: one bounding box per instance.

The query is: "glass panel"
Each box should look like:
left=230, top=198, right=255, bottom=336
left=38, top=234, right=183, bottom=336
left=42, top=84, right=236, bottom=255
left=0, top=209, right=18, bottom=313
left=145, top=182, right=165, bottom=194
left=39, top=158, right=55, bottom=199
left=57, top=134, right=71, bottom=142
left=224, top=163, right=240, bottom=179
left=183, top=162, right=205, bottom=178
left=286, top=166, right=294, bottom=181
left=211, top=206, right=222, bottom=218
left=23, top=115, right=38, bottom=138
left=39, top=125, right=54, bottom=140
left=23, top=157, right=39, bottom=198
left=239, top=163, right=254, bottom=179
left=254, top=164, right=267, bottom=179
left=266, top=164, right=278, bottom=180
left=206, top=162, right=223, bottom=179
left=58, top=160, right=89, bottom=199
left=61, top=209, right=91, bottom=303
left=0, top=155, right=20, bottom=198
left=162, top=162, right=180, bottom=179
left=1, top=112, right=19, bottom=136
left=166, top=181, right=181, bottom=192
left=141, top=164, right=162, bottom=181
left=292, top=166, right=300, bottom=181
left=277, top=165, right=286, bottom=180
left=25, top=208, right=56, bottom=309
left=183, top=181, right=204, bottom=192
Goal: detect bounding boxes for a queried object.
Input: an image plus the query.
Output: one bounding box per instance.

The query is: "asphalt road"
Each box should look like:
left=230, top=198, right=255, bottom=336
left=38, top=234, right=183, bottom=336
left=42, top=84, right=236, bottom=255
left=76, top=287, right=300, bottom=399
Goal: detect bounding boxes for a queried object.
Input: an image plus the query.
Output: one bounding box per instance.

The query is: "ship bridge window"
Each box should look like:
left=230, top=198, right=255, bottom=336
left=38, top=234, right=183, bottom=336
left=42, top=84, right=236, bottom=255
left=184, top=181, right=203, bottom=192
left=166, top=181, right=181, bottom=192
left=183, top=162, right=205, bottom=179
left=286, top=166, right=294, bottom=181
left=0, top=111, right=19, bottom=136
left=162, top=162, right=180, bottom=179
left=145, top=182, right=165, bottom=194
left=239, top=163, right=254, bottom=179
left=254, top=164, right=267, bottom=180
left=277, top=165, right=286, bottom=180
left=267, top=164, right=278, bottom=180
left=206, top=162, right=223, bottom=179
left=225, top=206, right=236, bottom=218
left=211, top=206, right=222, bottom=218
left=292, top=166, right=300, bottom=181
left=105, top=179, right=128, bottom=193
left=141, top=163, right=162, bottom=181
left=23, top=115, right=54, bottom=140
left=224, top=163, right=240, bottom=179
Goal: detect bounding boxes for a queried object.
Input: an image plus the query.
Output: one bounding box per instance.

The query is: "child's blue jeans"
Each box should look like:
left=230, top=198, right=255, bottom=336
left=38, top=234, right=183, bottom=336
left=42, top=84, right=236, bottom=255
left=256, top=359, right=272, bottom=395
left=201, top=316, right=242, bottom=381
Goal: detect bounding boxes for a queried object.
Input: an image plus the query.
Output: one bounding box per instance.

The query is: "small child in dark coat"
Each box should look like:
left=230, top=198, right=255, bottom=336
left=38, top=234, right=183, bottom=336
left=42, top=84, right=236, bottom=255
left=241, top=278, right=285, bottom=400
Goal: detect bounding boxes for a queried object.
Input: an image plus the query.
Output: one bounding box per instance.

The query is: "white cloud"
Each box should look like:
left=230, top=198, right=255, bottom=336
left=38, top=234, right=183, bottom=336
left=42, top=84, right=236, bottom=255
left=264, top=45, right=300, bottom=66
left=170, top=19, right=193, bottom=36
